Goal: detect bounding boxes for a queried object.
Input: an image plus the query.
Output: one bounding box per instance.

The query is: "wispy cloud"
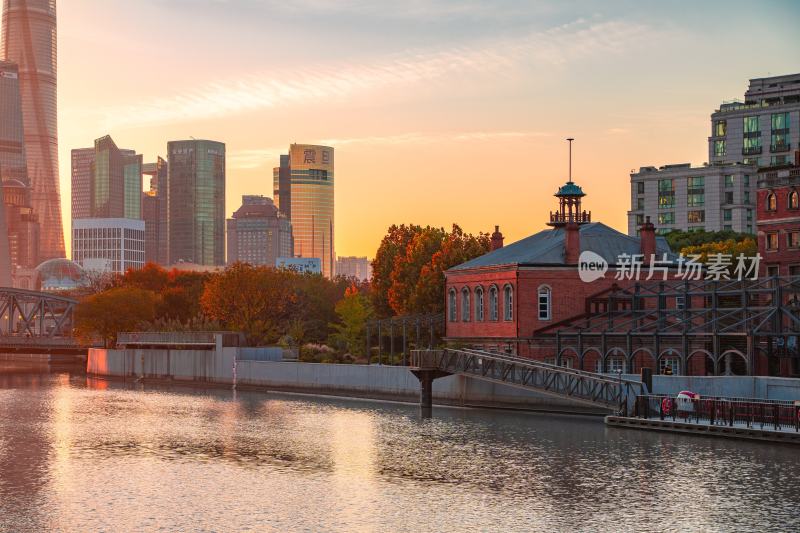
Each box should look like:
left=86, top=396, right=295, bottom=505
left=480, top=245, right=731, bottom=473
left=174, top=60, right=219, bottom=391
left=228, top=130, right=549, bottom=169
left=98, top=18, right=653, bottom=129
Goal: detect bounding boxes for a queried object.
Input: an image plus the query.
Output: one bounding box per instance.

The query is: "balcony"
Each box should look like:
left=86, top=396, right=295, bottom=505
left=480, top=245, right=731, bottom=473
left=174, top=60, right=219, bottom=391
left=742, top=146, right=763, bottom=156
left=771, top=142, right=791, bottom=153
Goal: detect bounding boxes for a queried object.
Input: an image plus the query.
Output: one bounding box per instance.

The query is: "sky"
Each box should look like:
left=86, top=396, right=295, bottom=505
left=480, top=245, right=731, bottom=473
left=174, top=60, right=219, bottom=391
left=46, top=0, right=800, bottom=257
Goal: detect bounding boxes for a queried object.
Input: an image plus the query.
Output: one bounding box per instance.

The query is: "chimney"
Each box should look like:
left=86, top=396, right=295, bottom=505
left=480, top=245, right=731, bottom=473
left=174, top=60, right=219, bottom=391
left=491, top=225, right=504, bottom=250
left=640, top=216, right=656, bottom=263
left=794, top=149, right=800, bottom=167
left=564, top=222, right=580, bottom=264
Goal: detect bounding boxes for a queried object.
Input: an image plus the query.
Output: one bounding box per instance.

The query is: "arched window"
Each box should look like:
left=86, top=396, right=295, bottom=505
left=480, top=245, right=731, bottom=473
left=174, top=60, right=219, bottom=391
left=790, top=190, right=799, bottom=210
left=475, top=286, right=485, bottom=322
left=448, top=288, right=457, bottom=322
left=503, top=284, right=513, bottom=321
left=767, top=192, right=777, bottom=212
left=538, top=285, right=551, bottom=321
left=489, top=285, right=499, bottom=321
left=461, top=287, right=470, bottom=322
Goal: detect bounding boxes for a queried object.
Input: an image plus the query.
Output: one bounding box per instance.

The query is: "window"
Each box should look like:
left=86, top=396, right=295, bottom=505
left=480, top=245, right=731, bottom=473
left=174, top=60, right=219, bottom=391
left=771, top=112, right=790, bottom=131
left=744, top=115, right=760, bottom=134
left=771, top=112, right=790, bottom=152
left=658, top=212, right=674, bottom=225
left=746, top=209, right=753, bottom=221
left=723, top=224, right=733, bottom=231
left=657, top=179, right=674, bottom=209
left=635, top=214, right=644, bottom=226
left=605, top=356, right=626, bottom=374
left=723, top=209, right=732, bottom=221
left=771, top=155, right=788, bottom=166
left=687, top=210, right=705, bottom=223
left=766, top=192, right=777, bottom=211
left=687, top=176, right=704, bottom=189
left=538, top=285, right=551, bottom=321
left=767, top=265, right=779, bottom=277
left=660, top=357, right=680, bottom=375
left=636, top=182, right=645, bottom=194
left=766, top=233, right=779, bottom=251
left=448, top=289, right=457, bottom=322
left=743, top=157, right=761, bottom=166
left=744, top=175, right=750, bottom=187
left=687, top=193, right=704, bottom=206
left=474, top=286, right=484, bottom=322
left=724, top=191, right=734, bottom=204
left=675, top=296, right=685, bottom=310
left=788, top=232, right=800, bottom=249
left=724, top=175, right=734, bottom=188
left=489, top=286, right=499, bottom=321
left=714, top=140, right=726, bottom=156
left=636, top=197, right=644, bottom=210
left=743, top=135, right=762, bottom=155
left=503, top=285, right=513, bottom=321
left=790, top=190, right=799, bottom=210
left=744, top=191, right=750, bottom=203
left=790, top=265, right=800, bottom=277
left=714, top=120, right=727, bottom=137
left=461, top=288, right=470, bottom=322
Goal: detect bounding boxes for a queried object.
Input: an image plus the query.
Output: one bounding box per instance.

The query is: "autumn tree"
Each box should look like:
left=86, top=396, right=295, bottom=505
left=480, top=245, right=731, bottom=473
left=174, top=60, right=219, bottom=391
left=329, top=285, right=374, bottom=356
left=75, top=287, right=158, bottom=347
left=681, top=237, right=758, bottom=263
left=116, top=263, right=209, bottom=322
left=371, top=223, right=491, bottom=316
left=201, top=263, right=299, bottom=345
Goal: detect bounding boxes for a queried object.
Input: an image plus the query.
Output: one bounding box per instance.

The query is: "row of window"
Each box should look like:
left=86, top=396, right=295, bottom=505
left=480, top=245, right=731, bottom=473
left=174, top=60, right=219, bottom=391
left=448, top=284, right=552, bottom=322
left=764, top=230, right=800, bottom=251
left=653, top=208, right=752, bottom=226
left=764, top=190, right=800, bottom=212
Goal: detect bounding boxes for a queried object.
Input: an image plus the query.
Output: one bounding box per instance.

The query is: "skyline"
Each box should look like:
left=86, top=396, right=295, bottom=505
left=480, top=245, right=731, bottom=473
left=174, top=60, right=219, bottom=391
left=11, top=0, right=800, bottom=258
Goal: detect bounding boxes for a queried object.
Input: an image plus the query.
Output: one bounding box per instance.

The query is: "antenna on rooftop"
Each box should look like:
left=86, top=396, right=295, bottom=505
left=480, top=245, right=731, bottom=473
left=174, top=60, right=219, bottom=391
left=567, top=137, right=574, bottom=184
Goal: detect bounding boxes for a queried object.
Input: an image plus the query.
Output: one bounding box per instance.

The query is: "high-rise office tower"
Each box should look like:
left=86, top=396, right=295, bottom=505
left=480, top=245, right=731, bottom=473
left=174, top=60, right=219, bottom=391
left=1, top=0, right=64, bottom=260
left=273, top=154, right=291, bottom=218
left=142, top=157, right=169, bottom=265
left=0, top=59, right=38, bottom=277
left=71, top=136, right=140, bottom=220
left=168, top=139, right=225, bottom=266
left=226, top=195, right=292, bottom=266
left=282, top=144, right=334, bottom=277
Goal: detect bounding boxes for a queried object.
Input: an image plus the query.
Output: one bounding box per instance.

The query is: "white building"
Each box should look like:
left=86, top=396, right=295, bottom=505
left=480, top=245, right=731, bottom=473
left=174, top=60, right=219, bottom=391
left=335, top=256, right=371, bottom=281
left=276, top=257, right=321, bottom=274
left=72, top=218, right=145, bottom=274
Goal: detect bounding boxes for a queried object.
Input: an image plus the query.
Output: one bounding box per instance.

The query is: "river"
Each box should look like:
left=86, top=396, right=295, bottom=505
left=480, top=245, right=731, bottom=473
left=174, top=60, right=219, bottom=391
left=0, top=370, right=798, bottom=532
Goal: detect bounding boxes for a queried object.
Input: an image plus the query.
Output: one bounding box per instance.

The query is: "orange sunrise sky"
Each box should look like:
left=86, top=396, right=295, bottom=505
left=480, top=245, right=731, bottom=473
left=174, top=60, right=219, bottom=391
left=38, top=0, right=800, bottom=258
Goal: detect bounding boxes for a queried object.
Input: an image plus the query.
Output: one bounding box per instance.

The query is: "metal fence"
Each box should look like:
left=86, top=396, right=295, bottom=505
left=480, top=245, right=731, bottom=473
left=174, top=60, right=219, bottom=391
left=634, top=394, right=800, bottom=431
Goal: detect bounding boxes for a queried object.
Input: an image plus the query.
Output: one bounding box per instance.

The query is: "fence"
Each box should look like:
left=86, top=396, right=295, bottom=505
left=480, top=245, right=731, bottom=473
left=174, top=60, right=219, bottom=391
left=634, top=394, right=800, bottom=432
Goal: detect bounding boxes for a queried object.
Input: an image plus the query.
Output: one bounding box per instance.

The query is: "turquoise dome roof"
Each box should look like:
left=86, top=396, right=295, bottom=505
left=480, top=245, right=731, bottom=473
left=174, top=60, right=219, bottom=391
left=555, top=181, right=585, bottom=197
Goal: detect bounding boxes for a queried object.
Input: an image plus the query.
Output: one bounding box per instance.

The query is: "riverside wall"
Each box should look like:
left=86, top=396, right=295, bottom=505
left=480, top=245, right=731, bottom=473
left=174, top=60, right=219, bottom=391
left=86, top=348, right=800, bottom=412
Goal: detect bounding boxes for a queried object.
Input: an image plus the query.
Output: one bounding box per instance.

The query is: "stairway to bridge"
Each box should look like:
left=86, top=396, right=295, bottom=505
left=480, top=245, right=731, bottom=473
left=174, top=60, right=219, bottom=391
left=410, top=348, right=644, bottom=412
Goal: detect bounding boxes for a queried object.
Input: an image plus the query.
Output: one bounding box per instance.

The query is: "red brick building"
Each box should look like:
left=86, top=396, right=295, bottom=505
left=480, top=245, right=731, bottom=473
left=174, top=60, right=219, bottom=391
left=445, top=179, right=675, bottom=368
left=757, top=151, right=800, bottom=276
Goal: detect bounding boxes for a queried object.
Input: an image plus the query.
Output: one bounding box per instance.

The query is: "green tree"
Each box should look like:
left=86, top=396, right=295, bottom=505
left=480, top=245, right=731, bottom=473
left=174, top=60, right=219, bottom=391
left=329, top=285, right=374, bottom=356
left=665, top=229, right=753, bottom=252
left=75, top=287, right=158, bottom=347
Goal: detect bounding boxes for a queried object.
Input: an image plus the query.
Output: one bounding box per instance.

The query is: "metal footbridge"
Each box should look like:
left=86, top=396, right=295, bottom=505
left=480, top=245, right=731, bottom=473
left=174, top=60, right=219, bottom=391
left=410, top=348, right=644, bottom=412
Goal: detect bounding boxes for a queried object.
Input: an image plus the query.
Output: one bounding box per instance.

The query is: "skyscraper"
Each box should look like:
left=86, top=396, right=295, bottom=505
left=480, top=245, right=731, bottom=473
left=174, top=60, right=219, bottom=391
left=1, top=0, right=64, bottom=260
left=226, top=195, right=292, bottom=266
left=71, top=136, right=139, bottom=220
left=168, top=139, right=226, bottom=266
left=142, top=157, right=169, bottom=265
left=273, top=154, right=291, bottom=218
left=0, top=60, right=26, bottom=183
left=284, top=144, right=334, bottom=277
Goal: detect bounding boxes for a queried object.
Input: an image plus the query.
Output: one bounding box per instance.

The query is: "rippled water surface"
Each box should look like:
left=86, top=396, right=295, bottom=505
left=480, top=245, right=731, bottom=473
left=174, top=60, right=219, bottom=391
left=1, top=371, right=799, bottom=532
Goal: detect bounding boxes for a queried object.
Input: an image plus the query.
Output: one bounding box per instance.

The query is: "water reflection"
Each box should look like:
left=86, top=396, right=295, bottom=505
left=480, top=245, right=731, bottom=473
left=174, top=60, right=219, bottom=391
left=0, top=373, right=798, bottom=532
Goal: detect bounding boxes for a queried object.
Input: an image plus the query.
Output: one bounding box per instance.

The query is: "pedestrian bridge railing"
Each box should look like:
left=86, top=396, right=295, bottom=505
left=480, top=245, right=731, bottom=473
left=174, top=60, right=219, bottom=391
left=410, top=348, right=644, bottom=411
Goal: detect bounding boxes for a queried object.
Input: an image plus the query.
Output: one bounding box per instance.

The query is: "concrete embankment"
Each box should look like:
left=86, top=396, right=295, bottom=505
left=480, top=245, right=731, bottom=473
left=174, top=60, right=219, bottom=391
left=631, top=375, right=800, bottom=402
left=87, top=347, right=606, bottom=413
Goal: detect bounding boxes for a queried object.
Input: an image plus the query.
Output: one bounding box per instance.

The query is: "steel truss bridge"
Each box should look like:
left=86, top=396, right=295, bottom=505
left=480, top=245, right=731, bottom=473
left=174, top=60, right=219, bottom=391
left=411, top=348, right=642, bottom=411
left=0, top=288, right=82, bottom=353
left=535, top=276, right=800, bottom=376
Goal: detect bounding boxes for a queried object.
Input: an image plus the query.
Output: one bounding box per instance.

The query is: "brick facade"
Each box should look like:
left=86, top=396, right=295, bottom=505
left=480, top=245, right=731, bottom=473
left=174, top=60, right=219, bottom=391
left=756, top=153, right=800, bottom=276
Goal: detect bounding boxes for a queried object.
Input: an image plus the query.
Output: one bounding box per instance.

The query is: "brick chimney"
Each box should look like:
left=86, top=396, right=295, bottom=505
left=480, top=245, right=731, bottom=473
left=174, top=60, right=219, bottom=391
left=491, top=225, right=504, bottom=251
left=564, top=222, right=580, bottom=264
left=640, top=216, right=656, bottom=263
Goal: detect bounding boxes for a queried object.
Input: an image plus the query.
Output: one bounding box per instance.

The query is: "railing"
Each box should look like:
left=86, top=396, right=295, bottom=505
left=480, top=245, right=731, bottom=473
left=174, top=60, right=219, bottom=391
left=742, top=146, right=763, bottom=156
left=117, top=331, right=244, bottom=348
left=411, top=348, right=643, bottom=411
left=549, top=211, right=591, bottom=224
left=770, top=142, right=791, bottom=153
left=634, top=394, right=800, bottom=432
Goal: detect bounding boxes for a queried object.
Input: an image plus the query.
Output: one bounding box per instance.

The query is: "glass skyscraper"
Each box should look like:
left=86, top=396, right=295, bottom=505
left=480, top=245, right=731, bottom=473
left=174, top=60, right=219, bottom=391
left=283, top=144, right=334, bottom=277
left=168, top=139, right=226, bottom=266
left=89, top=135, right=141, bottom=219
left=1, top=0, right=64, bottom=260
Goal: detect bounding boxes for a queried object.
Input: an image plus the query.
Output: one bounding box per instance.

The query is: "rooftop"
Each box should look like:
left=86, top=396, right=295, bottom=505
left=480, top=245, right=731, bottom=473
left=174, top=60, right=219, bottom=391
left=449, top=222, right=675, bottom=271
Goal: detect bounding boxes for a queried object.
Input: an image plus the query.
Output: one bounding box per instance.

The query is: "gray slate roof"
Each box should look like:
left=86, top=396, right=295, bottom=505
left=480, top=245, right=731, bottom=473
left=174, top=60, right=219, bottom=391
left=450, top=222, right=676, bottom=271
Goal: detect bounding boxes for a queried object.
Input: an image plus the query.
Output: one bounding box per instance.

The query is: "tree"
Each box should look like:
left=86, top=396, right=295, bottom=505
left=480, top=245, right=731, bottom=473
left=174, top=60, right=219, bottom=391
left=329, top=285, right=374, bottom=356
left=681, top=237, right=758, bottom=263
left=665, top=229, right=753, bottom=252
left=372, top=223, right=490, bottom=316
left=200, top=263, right=298, bottom=345
left=75, top=287, right=158, bottom=347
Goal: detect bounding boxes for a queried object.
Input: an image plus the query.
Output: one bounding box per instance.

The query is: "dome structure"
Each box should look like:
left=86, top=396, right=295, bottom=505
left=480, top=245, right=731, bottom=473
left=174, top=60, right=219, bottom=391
left=35, top=258, right=88, bottom=292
